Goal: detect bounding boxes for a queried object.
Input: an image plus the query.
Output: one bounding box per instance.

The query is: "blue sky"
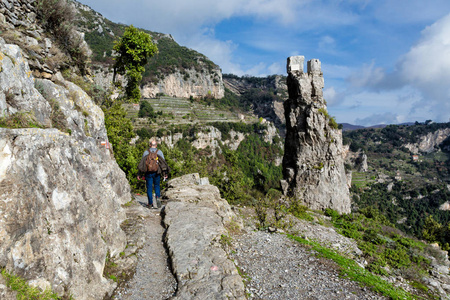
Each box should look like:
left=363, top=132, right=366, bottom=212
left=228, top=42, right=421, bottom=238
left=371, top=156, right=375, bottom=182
left=78, top=0, right=450, bottom=126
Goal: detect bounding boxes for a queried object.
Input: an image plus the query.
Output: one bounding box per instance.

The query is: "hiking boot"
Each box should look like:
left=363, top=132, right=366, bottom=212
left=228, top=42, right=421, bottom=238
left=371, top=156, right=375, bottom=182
left=156, top=197, right=161, bottom=208
left=147, top=203, right=153, bottom=209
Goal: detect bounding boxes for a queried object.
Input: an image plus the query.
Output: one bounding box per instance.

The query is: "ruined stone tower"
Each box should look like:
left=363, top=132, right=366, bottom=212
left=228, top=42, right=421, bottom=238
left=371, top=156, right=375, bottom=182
left=282, top=56, right=350, bottom=214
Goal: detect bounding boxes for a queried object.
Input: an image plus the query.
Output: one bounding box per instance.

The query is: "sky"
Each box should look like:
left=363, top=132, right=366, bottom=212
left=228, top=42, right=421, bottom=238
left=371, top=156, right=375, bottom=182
left=78, top=0, right=450, bottom=126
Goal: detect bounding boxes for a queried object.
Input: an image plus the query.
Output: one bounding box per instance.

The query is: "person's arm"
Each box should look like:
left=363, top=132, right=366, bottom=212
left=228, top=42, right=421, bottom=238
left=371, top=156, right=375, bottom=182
left=157, top=149, right=165, bottom=160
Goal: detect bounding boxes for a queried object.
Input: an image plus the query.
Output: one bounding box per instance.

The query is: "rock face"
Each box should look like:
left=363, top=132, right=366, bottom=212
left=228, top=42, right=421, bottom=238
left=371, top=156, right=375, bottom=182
left=0, top=38, right=51, bottom=126
left=92, top=64, right=225, bottom=100
left=282, top=56, right=350, bottom=214
left=0, top=0, right=91, bottom=78
left=192, top=126, right=222, bottom=155
left=223, top=75, right=287, bottom=96
left=404, top=128, right=450, bottom=154
left=346, top=149, right=368, bottom=172
left=223, top=75, right=287, bottom=128
left=141, top=68, right=224, bottom=99
left=0, top=129, right=130, bottom=298
left=160, top=122, right=281, bottom=157
left=0, top=34, right=131, bottom=299
left=163, top=173, right=245, bottom=299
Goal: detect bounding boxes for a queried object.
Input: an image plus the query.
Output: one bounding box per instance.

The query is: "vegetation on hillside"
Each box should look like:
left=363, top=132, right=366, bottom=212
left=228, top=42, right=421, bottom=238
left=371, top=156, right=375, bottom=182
left=135, top=123, right=283, bottom=201
left=344, top=122, right=450, bottom=152
left=249, top=194, right=441, bottom=298
left=344, top=122, right=450, bottom=251
left=142, top=36, right=219, bottom=85
left=77, top=8, right=218, bottom=84
left=222, top=74, right=288, bottom=115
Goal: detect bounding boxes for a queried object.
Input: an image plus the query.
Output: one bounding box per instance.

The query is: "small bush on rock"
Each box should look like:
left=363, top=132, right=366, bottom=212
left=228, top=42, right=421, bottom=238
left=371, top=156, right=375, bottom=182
left=0, top=112, right=42, bottom=129
left=1, top=268, right=61, bottom=299
left=35, top=0, right=90, bottom=73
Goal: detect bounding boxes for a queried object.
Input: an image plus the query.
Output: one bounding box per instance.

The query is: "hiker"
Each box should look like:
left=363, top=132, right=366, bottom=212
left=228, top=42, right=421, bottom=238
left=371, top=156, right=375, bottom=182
left=137, top=138, right=169, bottom=209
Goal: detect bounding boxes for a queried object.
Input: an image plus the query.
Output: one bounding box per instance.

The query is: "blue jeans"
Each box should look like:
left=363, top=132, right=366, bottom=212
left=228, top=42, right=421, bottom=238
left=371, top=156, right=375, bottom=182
left=145, top=172, right=160, bottom=205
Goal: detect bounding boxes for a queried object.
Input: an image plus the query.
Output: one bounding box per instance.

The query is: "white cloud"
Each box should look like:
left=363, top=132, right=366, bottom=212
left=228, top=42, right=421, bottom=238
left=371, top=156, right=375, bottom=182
left=396, top=13, right=450, bottom=122
left=324, top=87, right=338, bottom=106
left=347, top=61, right=385, bottom=88
left=398, top=14, right=450, bottom=92
left=332, top=87, right=423, bottom=125
left=322, top=64, right=353, bottom=80
left=355, top=112, right=400, bottom=126
left=187, top=34, right=244, bottom=75
left=268, top=62, right=283, bottom=75
left=244, top=62, right=267, bottom=77
left=318, top=35, right=339, bottom=55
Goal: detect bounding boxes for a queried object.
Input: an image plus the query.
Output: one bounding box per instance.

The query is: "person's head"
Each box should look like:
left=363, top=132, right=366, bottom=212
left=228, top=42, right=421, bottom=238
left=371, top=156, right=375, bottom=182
left=149, top=138, right=157, bottom=148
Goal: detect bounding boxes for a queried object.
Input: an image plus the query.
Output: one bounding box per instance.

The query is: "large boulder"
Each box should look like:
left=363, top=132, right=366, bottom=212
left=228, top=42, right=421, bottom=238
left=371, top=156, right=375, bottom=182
left=0, top=128, right=130, bottom=299
left=282, top=56, right=350, bottom=214
left=163, top=173, right=245, bottom=299
left=0, top=37, right=131, bottom=299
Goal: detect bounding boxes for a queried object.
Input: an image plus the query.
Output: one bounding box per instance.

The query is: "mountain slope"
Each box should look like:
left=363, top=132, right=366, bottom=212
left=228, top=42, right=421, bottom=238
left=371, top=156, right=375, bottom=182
left=344, top=122, right=450, bottom=238
left=73, top=1, right=224, bottom=98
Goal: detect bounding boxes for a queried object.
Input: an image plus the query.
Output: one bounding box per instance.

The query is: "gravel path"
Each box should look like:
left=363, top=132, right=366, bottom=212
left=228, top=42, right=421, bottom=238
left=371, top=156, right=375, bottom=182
left=230, top=230, right=386, bottom=300
left=114, top=196, right=177, bottom=300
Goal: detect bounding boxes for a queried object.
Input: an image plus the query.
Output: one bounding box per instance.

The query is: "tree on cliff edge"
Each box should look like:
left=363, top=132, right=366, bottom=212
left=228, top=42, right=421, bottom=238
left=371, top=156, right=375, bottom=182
left=113, top=25, right=158, bottom=102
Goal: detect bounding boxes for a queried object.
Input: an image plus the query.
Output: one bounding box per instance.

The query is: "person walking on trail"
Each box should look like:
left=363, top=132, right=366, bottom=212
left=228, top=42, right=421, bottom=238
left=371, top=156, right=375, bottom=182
left=138, top=138, right=168, bottom=209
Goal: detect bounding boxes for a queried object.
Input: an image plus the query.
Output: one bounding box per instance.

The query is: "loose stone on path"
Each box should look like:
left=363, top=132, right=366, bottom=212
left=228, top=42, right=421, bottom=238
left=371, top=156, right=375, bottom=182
left=230, top=230, right=387, bottom=300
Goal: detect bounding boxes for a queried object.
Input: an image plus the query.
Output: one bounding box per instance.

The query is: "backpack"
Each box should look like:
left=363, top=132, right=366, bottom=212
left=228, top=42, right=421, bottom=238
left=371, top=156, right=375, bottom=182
left=146, top=150, right=159, bottom=172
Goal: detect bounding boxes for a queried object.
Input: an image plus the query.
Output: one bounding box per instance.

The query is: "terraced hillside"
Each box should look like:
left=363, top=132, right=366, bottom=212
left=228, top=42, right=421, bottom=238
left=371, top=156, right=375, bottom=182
left=123, top=97, right=257, bottom=129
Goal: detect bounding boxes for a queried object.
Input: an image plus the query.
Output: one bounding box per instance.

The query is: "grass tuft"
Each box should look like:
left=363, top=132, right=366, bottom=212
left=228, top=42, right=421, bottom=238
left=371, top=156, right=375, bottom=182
left=1, top=268, right=61, bottom=300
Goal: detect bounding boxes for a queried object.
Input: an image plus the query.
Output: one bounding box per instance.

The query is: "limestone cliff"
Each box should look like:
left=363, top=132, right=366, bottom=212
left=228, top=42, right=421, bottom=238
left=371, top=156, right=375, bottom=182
left=345, top=149, right=368, bottom=173
left=282, top=56, right=350, bottom=214
left=404, top=128, right=450, bottom=154
left=0, top=4, right=131, bottom=298
left=141, top=67, right=224, bottom=99
left=158, top=121, right=283, bottom=164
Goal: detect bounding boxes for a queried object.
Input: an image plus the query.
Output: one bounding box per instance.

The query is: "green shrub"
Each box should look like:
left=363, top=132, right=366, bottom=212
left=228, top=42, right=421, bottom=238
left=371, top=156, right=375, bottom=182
left=138, top=100, right=156, bottom=119
left=324, top=208, right=340, bottom=220
left=0, top=112, right=42, bottom=129
left=327, top=208, right=433, bottom=282
left=287, top=201, right=314, bottom=221
left=35, top=0, right=90, bottom=73
left=1, top=268, right=61, bottom=299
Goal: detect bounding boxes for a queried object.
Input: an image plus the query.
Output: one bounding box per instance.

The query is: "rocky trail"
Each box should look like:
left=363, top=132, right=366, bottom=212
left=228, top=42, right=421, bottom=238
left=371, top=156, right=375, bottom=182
left=113, top=195, right=176, bottom=300
left=108, top=175, right=392, bottom=300
left=3, top=172, right=442, bottom=299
